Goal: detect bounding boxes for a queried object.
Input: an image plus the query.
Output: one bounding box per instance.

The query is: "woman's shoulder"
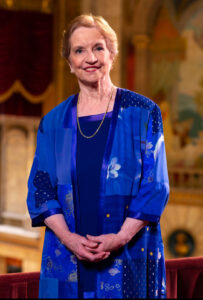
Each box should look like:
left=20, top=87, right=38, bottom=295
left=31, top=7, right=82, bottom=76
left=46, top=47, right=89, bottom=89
left=38, top=94, right=76, bottom=132
left=120, top=88, right=159, bottom=113
left=46, top=94, right=75, bottom=117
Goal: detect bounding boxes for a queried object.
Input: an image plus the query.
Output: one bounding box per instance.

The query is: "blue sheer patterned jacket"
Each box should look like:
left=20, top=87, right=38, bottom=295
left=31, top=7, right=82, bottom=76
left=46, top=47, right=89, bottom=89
left=26, top=88, right=170, bottom=299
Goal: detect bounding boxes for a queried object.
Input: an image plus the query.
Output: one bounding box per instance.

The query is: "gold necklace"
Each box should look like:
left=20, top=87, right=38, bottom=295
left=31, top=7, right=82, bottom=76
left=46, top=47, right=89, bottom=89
left=77, top=86, right=114, bottom=139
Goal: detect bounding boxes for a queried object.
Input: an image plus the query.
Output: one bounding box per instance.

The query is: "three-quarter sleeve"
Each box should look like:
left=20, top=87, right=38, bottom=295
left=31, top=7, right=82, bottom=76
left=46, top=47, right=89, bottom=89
left=26, top=117, right=63, bottom=227
left=127, top=104, right=169, bottom=223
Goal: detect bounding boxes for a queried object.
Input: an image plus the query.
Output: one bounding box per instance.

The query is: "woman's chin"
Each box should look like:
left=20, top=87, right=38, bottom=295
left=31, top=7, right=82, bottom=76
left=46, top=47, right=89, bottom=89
left=78, top=72, right=110, bottom=87
left=79, top=77, right=101, bottom=87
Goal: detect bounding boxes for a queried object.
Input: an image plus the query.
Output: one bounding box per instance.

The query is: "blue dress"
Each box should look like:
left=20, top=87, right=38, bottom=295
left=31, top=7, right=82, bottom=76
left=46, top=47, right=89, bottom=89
left=76, top=112, right=112, bottom=298
left=27, top=88, right=169, bottom=298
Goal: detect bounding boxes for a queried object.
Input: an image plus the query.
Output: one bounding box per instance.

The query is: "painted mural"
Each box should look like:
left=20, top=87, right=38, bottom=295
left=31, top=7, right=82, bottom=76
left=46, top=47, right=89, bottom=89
left=177, top=9, right=203, bottom=169
left=151, top=5, right=203, bottom=170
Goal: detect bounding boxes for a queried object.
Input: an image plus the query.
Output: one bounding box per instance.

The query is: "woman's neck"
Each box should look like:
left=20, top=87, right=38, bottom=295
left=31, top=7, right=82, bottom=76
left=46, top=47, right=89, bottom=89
left=78, top=78, right=113, bottom=105
left=77, top=79, right=116, bottom=117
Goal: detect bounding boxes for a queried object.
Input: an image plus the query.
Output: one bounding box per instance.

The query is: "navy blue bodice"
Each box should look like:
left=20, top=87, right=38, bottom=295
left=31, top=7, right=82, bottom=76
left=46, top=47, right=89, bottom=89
left=76, top=112, right=112, bottom=297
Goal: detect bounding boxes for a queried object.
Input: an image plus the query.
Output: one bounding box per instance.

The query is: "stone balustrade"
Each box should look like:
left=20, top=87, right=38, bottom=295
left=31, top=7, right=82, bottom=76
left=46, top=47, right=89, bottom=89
left=168, top=168, right=203, bottom=190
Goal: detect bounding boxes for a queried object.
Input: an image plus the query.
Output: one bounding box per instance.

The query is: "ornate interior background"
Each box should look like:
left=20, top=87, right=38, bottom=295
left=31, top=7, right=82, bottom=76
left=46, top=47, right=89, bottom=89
left=0, top=0, right=202, bottom=273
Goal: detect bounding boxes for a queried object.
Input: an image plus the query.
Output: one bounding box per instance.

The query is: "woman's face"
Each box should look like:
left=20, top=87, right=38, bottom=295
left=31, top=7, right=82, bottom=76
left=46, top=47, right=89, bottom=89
left=68, top=26, right=113, bottom=85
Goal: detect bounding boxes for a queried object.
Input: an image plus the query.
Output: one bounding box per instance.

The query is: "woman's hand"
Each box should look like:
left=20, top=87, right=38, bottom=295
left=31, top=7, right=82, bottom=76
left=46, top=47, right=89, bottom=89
left=86, top=218, right=149, bottom=254
left=63, top=232, right=110, bottom=262
left=86, top=233, right=126, bottom=253
left=44, top=214, right=110, bottom=262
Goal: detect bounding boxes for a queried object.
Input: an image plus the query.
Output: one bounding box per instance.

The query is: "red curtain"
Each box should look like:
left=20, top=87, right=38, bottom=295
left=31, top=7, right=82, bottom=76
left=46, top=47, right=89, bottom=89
left=0, top=8, right=53, bottom=116
left=0, top=93, right=42, bottom=116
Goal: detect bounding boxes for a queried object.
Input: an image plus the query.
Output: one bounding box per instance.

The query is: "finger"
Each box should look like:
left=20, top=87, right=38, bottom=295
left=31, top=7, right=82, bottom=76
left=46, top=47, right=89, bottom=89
left=80, top=247, right=102, bottom=262
left=92, top=251, right=107, bottom=260
left=84, top=246, right=99, bottom=253
left=82, top=238, right=99, bottom=248
left=76, top=254, right=85, bottom=260
left=93, top=252, right=110, bottom=262
left=92, top=252, right=110, bottom=260
left=77, top=251, right=109, bottom=263
left=85, top=244, right=104, bottom=253
left=86, top=234, right=102, bottom=243
left=84, top=245, right=106, bottom=254
left=91, top=253, right=105, bottom=262
left=103, top=252, right=110, bottom=259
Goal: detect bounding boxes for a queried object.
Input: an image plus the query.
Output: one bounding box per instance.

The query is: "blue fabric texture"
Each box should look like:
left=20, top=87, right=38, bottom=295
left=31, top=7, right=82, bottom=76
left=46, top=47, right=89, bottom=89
left=26, top=88, right=169, bottom=298
left=76, top=112, right=112, bottom=237
left=76, top=114, right=112, bottom=297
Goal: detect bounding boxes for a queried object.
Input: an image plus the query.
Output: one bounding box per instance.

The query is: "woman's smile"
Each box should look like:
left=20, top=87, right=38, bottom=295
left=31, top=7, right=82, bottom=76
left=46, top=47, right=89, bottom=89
left=84, top=66, right=101, bottom=73
left=69, top=27, right=113, bottom=84
left=83, top=66, right=101, bottom=72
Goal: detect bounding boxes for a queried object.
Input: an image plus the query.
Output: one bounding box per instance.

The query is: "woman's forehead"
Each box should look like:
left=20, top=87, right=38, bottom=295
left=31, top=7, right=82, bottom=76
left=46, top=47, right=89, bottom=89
left=70, top=26, right=106, bottom=46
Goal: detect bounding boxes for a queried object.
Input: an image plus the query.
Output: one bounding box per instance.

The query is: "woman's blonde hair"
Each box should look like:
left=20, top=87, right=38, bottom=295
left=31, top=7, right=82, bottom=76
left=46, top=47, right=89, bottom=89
left=61, top=14, right=118, bottom=61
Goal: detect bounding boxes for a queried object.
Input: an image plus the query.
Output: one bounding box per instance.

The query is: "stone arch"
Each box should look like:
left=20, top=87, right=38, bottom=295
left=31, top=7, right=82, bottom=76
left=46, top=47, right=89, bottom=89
left=131, top=0, right=163, bottom=35
left=124, top=0, right=163, bottom=95
left=2, top=127, right=28, bottom=216
left=178, top=0, right=203, bottom=31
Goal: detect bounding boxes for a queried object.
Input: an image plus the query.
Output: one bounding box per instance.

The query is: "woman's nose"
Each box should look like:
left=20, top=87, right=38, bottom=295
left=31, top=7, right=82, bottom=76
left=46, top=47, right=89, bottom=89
left=85, top=51, right=97, bottom=64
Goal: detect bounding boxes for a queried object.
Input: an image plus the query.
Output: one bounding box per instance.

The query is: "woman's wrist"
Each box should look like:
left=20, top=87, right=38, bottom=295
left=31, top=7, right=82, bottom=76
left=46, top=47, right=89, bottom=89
left=117, top=218, right=149, bottom=246
left=44, top=214, right=73, bottom=246
left=60, top=230, right=73, bottom=245
left=116, top=230, right=132, bottom=246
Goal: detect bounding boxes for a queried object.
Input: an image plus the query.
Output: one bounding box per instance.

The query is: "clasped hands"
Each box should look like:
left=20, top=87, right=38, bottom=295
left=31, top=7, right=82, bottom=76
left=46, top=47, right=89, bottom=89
left=46, top=214, right=146, bottom=263
left=65, top=232, right=127, bottom=262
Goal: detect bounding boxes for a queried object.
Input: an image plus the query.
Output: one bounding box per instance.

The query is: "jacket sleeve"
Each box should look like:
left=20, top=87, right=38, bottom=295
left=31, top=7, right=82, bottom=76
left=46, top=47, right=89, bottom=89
left=26, top=116, right=63, bottom=227
left=127, top=104, right=170, bottom=223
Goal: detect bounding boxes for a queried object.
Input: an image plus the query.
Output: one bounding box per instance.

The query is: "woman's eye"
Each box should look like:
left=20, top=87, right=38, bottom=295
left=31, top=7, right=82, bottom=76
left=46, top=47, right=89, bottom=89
left=95, top=46, right=104, bottom=51
left=75, top=48, right=83, bottom=54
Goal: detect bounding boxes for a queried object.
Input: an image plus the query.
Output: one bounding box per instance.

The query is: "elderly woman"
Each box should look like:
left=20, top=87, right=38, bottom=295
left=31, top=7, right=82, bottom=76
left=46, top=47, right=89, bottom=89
left=27, top=14, right=169, bottom=299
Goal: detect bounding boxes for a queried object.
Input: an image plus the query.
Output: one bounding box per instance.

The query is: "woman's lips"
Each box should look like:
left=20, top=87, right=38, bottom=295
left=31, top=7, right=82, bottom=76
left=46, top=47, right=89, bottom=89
left=83, top=66, right=101, bottom=72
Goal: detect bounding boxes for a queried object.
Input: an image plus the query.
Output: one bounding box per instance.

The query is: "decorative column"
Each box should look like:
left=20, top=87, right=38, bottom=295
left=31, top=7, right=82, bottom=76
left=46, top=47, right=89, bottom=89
left=52, top=0, right=67, bottom=106
left=51, top=0, right=80, bottom=108
left=132, top=34, right=150, bottom=97
left=24, top=121, right=39, bottom=231
left=0, top=257, right=6, bottom=274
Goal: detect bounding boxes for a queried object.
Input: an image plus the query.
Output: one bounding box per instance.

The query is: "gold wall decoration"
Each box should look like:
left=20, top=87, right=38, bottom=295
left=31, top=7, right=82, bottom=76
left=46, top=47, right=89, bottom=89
left=168, top=229, right=195, bottom=257
left=161, top=200, right=203, bottom=259
left=0, top=80, right=53, bottom=104
left=0, top=0, right=54, bottom=13
left=6, top=0, right=13, bottom=7
left=42, top=0, right=50, bottom=13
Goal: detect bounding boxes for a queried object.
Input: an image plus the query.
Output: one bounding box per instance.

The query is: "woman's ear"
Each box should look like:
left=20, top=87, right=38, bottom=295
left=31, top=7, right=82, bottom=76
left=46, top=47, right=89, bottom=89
left=67, top=60, right=74, bottom=74
left=110, top=56, right=114, bottom=71
left=69, top=64, right=74, bottom=74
